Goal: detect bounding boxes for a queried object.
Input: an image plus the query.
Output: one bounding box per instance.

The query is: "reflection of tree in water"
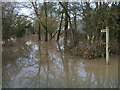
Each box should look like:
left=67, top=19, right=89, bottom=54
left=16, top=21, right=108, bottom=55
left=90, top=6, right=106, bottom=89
left=57, top=42, right=69, bottom=87
left=3, top=36, right=118, bottom=88
left=32, top=42, right=42, bottom=88
left=35, top=42, right=118, bottom=88
left=3, top=36, right=46, bottom=88
left=69, top=57, right=79, bottom=88
left=83, top=60, right=118, bottom=88
left=83, top=62, right=105, bottom=88
left=57, top=42, right=79, bottom=88
left=46, top=44, right=50, bottom=88
left=2, top=38, right=31, bottom=87
left=32, top=42, right=51, bottom=88
left=62, top=54, right=70, bottom=87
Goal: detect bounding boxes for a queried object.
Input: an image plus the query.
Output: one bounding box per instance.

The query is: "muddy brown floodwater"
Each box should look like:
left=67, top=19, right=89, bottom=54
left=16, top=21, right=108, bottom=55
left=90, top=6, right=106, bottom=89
left=2, top=35, right=119, bottom=88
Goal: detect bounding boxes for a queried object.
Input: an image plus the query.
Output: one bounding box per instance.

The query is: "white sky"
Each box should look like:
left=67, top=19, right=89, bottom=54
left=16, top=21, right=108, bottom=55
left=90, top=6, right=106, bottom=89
left=20, top=8, right=32, bottom=16
left=18, top=7, right=35, bottom=23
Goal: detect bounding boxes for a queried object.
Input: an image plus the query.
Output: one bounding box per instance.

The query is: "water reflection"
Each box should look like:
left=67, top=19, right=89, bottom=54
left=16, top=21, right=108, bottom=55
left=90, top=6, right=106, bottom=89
left=2, top=36, right=118, bottom=88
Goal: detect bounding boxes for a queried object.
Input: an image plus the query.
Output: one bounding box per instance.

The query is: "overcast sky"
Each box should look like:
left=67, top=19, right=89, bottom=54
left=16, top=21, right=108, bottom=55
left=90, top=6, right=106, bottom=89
left=20, top=8, right=32, bottom=16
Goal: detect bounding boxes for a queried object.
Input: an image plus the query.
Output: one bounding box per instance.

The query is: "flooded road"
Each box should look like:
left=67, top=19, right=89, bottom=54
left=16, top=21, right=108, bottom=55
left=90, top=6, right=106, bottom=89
left=2, top=35, right=118, bottom=88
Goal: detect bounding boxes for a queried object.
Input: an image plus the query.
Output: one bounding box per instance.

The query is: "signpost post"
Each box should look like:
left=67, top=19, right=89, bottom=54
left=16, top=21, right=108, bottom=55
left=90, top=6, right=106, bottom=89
left=101, top=27, right=109, bottom=65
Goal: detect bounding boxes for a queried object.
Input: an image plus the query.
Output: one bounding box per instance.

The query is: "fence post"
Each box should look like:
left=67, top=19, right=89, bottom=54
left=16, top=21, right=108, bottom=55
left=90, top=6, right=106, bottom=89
left=101, top=27, right=109, bottom=65
left=106, top=27, right=109, bottom=65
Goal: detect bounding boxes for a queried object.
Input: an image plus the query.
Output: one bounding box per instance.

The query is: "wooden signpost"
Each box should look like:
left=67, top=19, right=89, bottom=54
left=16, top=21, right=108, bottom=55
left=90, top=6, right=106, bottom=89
left=101, top=27, right=109, bottom=65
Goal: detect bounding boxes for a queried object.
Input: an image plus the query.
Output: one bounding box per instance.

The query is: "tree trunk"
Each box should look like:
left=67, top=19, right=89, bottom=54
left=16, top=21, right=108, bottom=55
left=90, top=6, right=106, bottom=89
left=38, top=22, right=41, bottom=41
left=57, top=13, right=63, bottom=41
left=73, top=14, right=77, bottom=46
left=44, top=3, right=48, bottom=42
left=64, top=10, right=68, bottom=50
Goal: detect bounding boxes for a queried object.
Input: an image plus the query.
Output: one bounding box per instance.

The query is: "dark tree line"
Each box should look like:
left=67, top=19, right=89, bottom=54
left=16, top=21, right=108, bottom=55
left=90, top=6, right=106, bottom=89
left=2, top=2, right=120, bottom=58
